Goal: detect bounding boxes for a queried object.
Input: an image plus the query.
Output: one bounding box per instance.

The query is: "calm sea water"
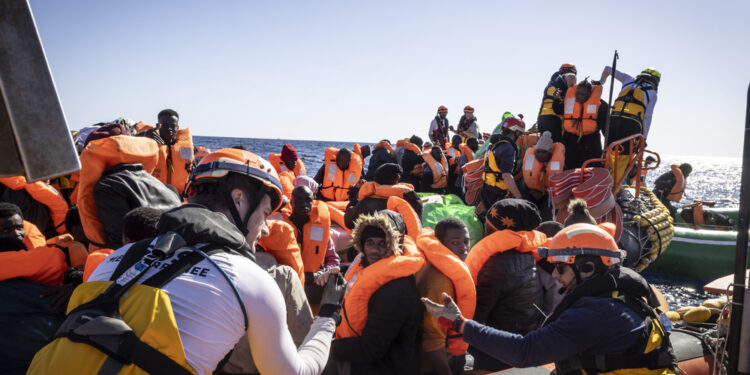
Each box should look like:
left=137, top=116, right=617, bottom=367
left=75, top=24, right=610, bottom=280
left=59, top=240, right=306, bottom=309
left=195, top=136, right=742, bottom=308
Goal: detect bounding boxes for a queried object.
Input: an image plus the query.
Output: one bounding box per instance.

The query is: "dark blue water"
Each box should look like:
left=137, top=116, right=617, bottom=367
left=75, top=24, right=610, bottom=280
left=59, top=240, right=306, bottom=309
left=194, top=136, right=733, bottom=309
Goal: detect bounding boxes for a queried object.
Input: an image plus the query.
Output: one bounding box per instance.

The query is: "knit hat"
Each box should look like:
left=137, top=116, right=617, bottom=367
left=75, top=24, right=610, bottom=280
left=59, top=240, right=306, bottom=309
left=280, top=144, right=298, bottom=162
left=486, top=198, right=541, bottom=232
left=536, top=131, right=553, bottom=152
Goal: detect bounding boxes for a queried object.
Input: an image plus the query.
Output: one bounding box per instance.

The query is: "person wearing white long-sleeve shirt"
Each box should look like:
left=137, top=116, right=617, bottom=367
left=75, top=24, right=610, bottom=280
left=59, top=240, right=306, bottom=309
left=599, top=66, right=660, bottom=142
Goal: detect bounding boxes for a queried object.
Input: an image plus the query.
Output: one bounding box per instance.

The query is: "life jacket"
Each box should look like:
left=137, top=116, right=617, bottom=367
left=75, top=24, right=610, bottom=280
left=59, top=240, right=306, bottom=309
left=83, top=248, right=115, bottom=282
left=665, top=165, right=685, bottom=202
left=336, top=237, right=424, bottom=339
left=459, top=144, right=475, bottom=162
left=465, top=230, right=548, bottom=283
left=268, top=153, right=307, bottom=177
left=373, top=141, right=395, bottom=156
left=444, top=143, right=462, bottom=166
left=546, top=268, right=677, bottom=375
left=517, top=132, right=539, bottom=150
left=23, top=220, right=47, bottom=250
left=258, top=220, right=305, bottom=286
left=386, top=196, right=422, bottom=241
left=482, top=138, right=517, bottom=190
left=522, top=143, right=565, bottom=192
left=0, top=245, right=67, bottom=286
left=319, top=147, right=363, bottom=201
left=326, top=203, right=351, bottom=233
left=152, top=128, right=194, bottom=195
left=423, top=151, right=448, bottom=189
left=28, top=239, right=247, bottom=375
left=416, top=228, right=476, bottom=356
left=563, top=84, right=603, bottom=138
left=0, top=176, right=69, bottom=234
left=282, top=201, right=331, bottom=273
left=78, top=136, right=159, bottom=248
left=539, top=82, right=563, bottom=119
left=278, top=170, right=295, bottom=203
left=357, top=181, right=414, bottom=201
left=133, top=121, right=153, bottom=133
left=612, top=83, right=651, bottom=128
left=47, top=234, right=89, bottom=270
left=462, top=157, right=485, bottom=206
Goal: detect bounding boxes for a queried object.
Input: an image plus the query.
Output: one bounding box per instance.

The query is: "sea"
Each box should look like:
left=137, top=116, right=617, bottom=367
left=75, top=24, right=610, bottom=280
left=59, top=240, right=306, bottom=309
left=195, top=135, right=743, bottom=309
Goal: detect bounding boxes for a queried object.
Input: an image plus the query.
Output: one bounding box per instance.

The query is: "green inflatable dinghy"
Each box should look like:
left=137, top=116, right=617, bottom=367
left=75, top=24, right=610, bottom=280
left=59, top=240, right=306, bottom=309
left=419, top=193, right=483, bottom=247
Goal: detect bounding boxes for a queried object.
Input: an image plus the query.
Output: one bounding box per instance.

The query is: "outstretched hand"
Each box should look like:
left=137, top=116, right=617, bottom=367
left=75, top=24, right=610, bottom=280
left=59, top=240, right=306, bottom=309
left=318, top=273, right=346, bottom=324
left=421, top=292, right=465, bottom=332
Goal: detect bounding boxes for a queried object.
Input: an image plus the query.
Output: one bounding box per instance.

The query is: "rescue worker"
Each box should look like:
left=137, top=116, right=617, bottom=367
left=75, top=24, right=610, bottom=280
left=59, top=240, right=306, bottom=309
left=365, top=139, right=398, bottom=181
left=653, top=163, right=692, bottom=218
left=415, top=218, right=475, bottom=375
left=452, top=106, right=479, bottom=141
left=423, top=223, right=677, bottom=375
left=537, top=64, right=577, bottom=142
left=481, top=116, right=525, bottom=209
left=521, top=131, right=564, bottom=221
left=142, top=109, right=195, bottom=195
left=314, top=147, right=363, bottom=202
left=269, top=144, right=307, bottom=177
left=464, top=199, right=547, bottom=371
left=329, top=210, right=424, bottom=375
left=561, top=79, right=609, bottom=169
left=422, top=146, right=449, bottom=194
left=400, top=135, right=426, bottom=190
left=429, top=106, right=450, bottom=149
left=29, top=149, right=346, bottom=375
left=600, top=67, right=660, bottom=143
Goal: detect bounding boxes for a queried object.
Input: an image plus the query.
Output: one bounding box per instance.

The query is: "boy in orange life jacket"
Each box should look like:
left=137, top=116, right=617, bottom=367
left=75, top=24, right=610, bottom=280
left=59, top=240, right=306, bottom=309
left=416, top=218, right=473, bottom=375
left=561, top=79, right=609, bottom=170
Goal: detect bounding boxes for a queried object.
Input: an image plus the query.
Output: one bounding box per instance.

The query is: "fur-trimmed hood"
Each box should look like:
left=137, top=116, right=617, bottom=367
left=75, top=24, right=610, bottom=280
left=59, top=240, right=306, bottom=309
left=351, top=210, right=406, bottom=256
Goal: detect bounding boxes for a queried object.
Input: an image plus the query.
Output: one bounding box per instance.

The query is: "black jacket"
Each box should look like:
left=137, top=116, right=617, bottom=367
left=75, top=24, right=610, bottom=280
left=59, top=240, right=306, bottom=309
left=0, top=186, right=56, bottom=239
left=365, top=148, right=397, bottom=181
left=93, top=163, right=182, bottom=248
left=331, top=276, right=421, bottom=375
left=399, top=149, right=424, bottom=190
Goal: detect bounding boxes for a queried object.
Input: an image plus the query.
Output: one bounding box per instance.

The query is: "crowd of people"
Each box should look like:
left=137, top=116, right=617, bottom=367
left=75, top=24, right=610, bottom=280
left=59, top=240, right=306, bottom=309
left=0, top=62, right=693, bottom=375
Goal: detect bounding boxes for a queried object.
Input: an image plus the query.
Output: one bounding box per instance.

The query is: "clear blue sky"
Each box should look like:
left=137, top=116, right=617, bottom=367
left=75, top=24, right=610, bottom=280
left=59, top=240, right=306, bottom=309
left=30, top=0, right=750, bottom=157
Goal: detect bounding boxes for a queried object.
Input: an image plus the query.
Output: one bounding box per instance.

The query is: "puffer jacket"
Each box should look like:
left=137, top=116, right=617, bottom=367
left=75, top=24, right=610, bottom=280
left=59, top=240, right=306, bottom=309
left=365, top=148, right=398, bottom=181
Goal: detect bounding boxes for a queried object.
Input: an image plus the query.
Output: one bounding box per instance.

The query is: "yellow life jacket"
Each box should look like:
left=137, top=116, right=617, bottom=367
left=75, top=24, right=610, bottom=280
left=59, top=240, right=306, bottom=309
left=258, top=219, right=305, bottom=286
left=423, top=151, right=448, bottom=189
left=153, top=128, right=194, bottom=195
left=357, top=181, right=414, bottom=201
left=563, top=84, right=603, bottom=138
left=465, top=230, right=548, bottom=283
left=612, top=83, right=650, bottom=127
left=666, top=165, right=685, bottom=202
left=283, top=200, right=331, bottom=273
left=522, top=143, right=565, bottom=192
left=0, top=176, right=70, bottom=235
left=336, top=237, right=424, bottom=339
left=416, top=228, right=476, bottom=355
left=539, top=84, right=563, bottom=118
left=28, top=241, right=246, bottom=375
left=320, top=147, right=363, bottom=201
left=482, top=139, right=514, bottom=190
left=268, top=153, right=307, bottom=177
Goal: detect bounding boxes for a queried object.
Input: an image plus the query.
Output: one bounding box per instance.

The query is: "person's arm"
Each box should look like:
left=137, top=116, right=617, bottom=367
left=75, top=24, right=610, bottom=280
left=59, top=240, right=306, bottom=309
left=496, top=145, right=522, bottom=198
left=642, top=90, right=658, bottom=138
left=502, top=173, right=522, bottom=198
left=600, top=66, right=635, bottom=85
left=0, top=247, right=67, bottom=285
left=322, top=238, right=340, bottom=269
left=313, top=165, right=325, bottom=185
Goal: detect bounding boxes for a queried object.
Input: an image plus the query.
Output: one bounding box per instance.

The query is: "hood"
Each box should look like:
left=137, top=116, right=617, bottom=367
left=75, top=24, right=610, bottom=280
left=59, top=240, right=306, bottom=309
left=351, top=210, right=405, bottom=256
left=157, top=204, right=254, bottom=259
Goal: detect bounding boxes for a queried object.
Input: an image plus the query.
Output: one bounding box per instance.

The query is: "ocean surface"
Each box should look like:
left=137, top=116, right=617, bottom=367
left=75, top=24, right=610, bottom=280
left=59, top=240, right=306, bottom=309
left=195, top=135, right=742, bottom=308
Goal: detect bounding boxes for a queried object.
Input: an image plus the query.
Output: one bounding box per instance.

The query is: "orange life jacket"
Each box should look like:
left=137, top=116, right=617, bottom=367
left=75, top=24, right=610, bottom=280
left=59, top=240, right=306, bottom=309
left=320, top=147, right=363, bottom=201
left=563, top=84, right=603, bottom=138
left=386, top=196, right=422, bottom=241
left=465, top=230, right=548, bottom=283
left=0, top=176, right=69, bottom=235
left=194, top=146, right=211, bottom=163
left=373, top=141, right=395, bottom=156
left=282, top=201, right=331, bottom=273
left=336, top=237, right=425, bottom=339
left=133, top=121, right=153, bottom=133
left=152, top=128, right=194, bottom=195
left=0, top=246, right=67, bottom=286
left=23, top=220, right=47, bottom=250
left=395, top=138, right=409, bottom=148
left=268, top=153, right=307, bottom=177
left=47, top=234, right=89, bottom=270
left=416, top=228, right=476, bottom=355
left=278, top=170, right=295, bottom=204
left=78, top=136, right=159, bottom=248
left=404, top=142, right=425, bottom=176
left=423, top=151, right=448, bottom=188
left=459, top=144, right=475, bottom=162
left=666, top=165, right=686, bottom=202
left=517, top=133, right=539, bottom=151
left=445, top=143, right=462, bottom=166
left=82, top=248, right=115, bottom=282
left=357, top=181, right=414, bottom=201
left=259, top=220, right=306, bottom=286
left=326, top=204, right=351, bottom=233
left=522, top=143, right=565, bottom=192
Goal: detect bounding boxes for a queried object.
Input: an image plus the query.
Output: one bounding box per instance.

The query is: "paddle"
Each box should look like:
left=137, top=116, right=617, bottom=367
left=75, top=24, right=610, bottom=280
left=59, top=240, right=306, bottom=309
left=602, top=50, right=619, bottom=156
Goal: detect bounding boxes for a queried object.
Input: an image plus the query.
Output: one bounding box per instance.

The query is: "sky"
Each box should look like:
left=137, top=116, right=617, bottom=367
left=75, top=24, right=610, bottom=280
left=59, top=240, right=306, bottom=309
left=29, top=0, right=750, bottom=157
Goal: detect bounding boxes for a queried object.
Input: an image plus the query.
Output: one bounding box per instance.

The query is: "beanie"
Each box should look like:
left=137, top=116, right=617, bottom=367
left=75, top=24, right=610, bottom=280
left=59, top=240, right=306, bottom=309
left=536, top=131, right=553, bottom=152
left=280, top=144, right=298, bottom=162
left=486, top=198, right=541, bottom=232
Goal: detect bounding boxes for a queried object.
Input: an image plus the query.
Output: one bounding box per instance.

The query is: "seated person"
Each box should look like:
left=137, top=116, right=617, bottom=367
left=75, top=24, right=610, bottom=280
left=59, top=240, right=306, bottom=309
left=400, top=135, right=425, bottom=191
left=365, top=140, right=397, bottom=181
left=421, top=146, right=449, bottom=194
left=269, top=144, right=307, bottom=177
left=345, top=163, right=422, bottom=229
left=314, top=147, right=363, bottom=202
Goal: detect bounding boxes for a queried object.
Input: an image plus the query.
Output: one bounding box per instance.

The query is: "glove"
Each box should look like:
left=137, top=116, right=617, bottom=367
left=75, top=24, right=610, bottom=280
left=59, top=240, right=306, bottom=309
left=318, top=273, right=346, bottom=324
left=422, top=292, right=466, bottom=332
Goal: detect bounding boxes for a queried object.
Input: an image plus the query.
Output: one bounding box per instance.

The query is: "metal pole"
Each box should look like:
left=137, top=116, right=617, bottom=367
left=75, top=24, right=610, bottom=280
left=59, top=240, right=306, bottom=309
left=603, top=50, right=619, bottom=153
left=728, top=82, right=750, bottom=375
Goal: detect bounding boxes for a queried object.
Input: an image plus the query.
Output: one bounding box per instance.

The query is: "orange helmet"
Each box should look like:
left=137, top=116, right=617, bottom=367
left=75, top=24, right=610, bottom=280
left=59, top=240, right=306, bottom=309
left=437, top=105, right=448, bottom=113
left=537, top=223, right=623, bottom=266
left=187, top=148, right=284, bottom=213
left=464, top=105, right=474, bottom=113
left=501, top=116, right=526, bottom=133
left=559, top=63, right=577, bottom=75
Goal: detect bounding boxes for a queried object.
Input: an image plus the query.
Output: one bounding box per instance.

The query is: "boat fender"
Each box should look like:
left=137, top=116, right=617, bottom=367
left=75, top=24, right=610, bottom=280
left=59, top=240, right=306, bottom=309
left=683, top=306, right=712, bottom=324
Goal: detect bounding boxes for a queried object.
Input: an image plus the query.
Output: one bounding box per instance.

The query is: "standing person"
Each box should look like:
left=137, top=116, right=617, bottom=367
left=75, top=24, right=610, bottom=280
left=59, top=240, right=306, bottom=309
left=422, top=223, right=677, bottom=375
left=521, top=131, right=564, bottom=221
left=537, top=64, right=577, bottom=142
left=464, top=199, right=547, bottom=371
left=452, top=106, right=480, bottom=141
left=600, top=67, right=660, bottom=142
left=561, top=79, right=609, bottom=169
left=30, top=149, right=345, bottom=375
left=269, top=144, right=307, bottom=177
left=429, top=106, right=450, bottom=149
left=415, top=218, right=475, bottom=375
left=653, top=163, right=692, bottom=218
left=142, top=109, right=195, bottom=195
left=481, top=116, right=525, bottom=209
